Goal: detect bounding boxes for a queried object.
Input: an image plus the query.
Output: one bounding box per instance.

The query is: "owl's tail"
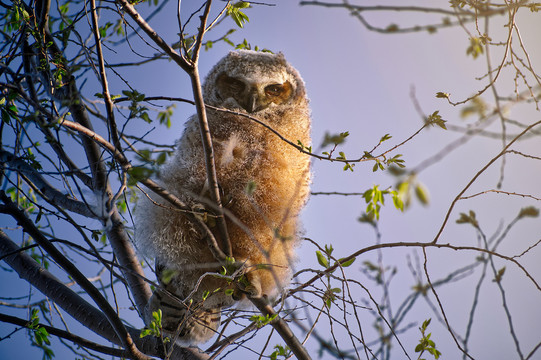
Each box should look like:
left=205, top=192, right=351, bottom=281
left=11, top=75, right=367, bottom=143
left=145, top=288, right=221, bottom=345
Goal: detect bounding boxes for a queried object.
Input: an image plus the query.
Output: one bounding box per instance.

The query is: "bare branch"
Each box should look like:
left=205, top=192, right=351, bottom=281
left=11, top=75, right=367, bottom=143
left=432, top=119, right=541, bottom=244
left=300, top=1, right=475, bottom=16
left=0, top=228, right=209, bottom=360
left=0, top=193, right=151, bottom=360
left=0, top=150, right=97, bottom=218
left=249, top=296, right=312, bottom=360
left=289, top=240, right=541, bottom=298
left=90, top=0, right=122, bottom=152
left=115, top=0, right=192, bottom=72
left=59, top=118, right=228, bottom=262
left=188, top=69, right=232, bottom=258
left=0, top=312, right=127, bottom=358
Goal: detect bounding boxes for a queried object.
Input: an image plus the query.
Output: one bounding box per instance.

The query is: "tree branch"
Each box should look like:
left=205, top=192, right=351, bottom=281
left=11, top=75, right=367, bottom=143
left=90, top=0, right=122, bottom=152
left=115, top=0, right=191, bottom=72
left=431, top=119, right=541, bottom=244
left=114, top=0, right=233, bottom=260
left=0, top=193, right=151, bottom=360
left=0, top=312, right=127, bottom=358
left=0, top=228, right=209, bottom=360
left=288, top=240, right=540, bottom=298
left=189, top=70, right=232, bottom=257
left=59, top=118, right=227, bottom=262
left=0, top=150, right=99, bottom=219
left=249, top=296, right=312, bottom=360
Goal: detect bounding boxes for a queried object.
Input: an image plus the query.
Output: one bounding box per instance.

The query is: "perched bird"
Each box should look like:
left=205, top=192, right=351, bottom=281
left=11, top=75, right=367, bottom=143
left=135, top=50, right=311, bottom=345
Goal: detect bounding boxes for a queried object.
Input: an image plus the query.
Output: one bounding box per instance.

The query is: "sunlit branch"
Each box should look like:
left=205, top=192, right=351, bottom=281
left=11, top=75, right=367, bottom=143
left=249, top=296, right=312, bottom=360
left=117, top=0, right=233, bottom=259
left=288, top=240, right=540, bottom=298
left=459, top=189, right=541, bottom=201
left=114, top=95, right=425, bottom=167
left=115, top=0, right=191, bottom=71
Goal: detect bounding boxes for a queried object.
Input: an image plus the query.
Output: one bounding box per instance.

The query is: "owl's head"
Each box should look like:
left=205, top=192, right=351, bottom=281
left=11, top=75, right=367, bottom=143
left=203, top=50, right=306, bottom=114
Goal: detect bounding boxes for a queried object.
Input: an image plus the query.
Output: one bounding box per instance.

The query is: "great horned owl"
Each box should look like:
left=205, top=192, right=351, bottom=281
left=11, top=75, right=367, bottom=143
left=135, top=50, right=311, bottom=345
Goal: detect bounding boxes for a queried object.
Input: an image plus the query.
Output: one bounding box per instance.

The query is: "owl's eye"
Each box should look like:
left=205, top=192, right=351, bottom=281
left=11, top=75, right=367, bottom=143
left=217, top=74, right=246, bottom=95
left=224, top=76, right=245, bottom=93
left=265, top=84, right=285, bottom=97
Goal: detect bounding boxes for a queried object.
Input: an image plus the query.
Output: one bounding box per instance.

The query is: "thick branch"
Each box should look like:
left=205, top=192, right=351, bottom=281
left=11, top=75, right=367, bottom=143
left=0, top=312, right=127, bottom=358
left=0, top=229, right=119, bottom=341
left=0, top=194, right=150, bottom=360
left=0, top=150, right=99, bottom=219
left=250, top=296, right=312, bottom=360
left=60, top=119, right=227, bottom=261
left=189, top=67, right=232, bottom=258
left=115, top=0, right=191, bottom=71
left=0, top=229, right=208, bottom=360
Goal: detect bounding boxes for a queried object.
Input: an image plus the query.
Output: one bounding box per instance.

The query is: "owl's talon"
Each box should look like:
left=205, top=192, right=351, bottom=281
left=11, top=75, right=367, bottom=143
left=243, top=284, right=262, bottom=298
left=234, top=271, right=262, bottom=298
left=231, top=287, right=245, bottom=301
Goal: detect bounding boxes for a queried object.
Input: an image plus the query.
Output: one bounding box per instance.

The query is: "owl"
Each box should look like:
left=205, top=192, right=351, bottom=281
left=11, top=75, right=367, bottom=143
left=135, top=50, right=311, bottom=345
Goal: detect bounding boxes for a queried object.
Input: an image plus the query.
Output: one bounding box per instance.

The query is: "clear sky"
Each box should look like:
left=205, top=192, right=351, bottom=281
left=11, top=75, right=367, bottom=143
left=1, top=1, right=540, bottom=359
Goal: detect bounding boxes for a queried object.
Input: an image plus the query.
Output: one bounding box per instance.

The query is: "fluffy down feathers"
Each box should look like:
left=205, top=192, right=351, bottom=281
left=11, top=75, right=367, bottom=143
left=135, top=50, right=311, bottom=344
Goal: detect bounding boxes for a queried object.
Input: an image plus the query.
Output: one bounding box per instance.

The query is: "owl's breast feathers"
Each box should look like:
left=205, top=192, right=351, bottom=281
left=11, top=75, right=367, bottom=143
left=210, top=106, right=311, bottom=214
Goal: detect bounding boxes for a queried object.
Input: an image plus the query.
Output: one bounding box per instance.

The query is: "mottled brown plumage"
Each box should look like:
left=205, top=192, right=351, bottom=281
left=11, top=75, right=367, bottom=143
left=135, top=50, right=311, bottom=345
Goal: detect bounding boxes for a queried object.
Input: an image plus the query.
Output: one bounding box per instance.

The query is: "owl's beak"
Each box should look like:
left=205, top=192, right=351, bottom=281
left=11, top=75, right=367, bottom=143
left=246, top=93, right=258, bottom=113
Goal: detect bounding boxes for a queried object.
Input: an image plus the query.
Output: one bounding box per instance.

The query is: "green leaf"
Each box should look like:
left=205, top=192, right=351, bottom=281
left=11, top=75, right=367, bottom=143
left=316, top=250, right=329, bottom=268
left=456, top=210, right=479, bottom=228
left=245, top=179, right=257, bottom=196
left=379, top=133, right=392, bottom=143
left=127, top=166, right=154, bottom=185
left=250, top=313, right=277, bottom=328
left=426, top=110, right=447, bottom=129
left=392, top=193, right=404, bottom=211
left=466, top=37, right=484, bottom=59
left=159, top=268, right=178, bottom=285
left=460, top=97, right=487, bottom=119
left=415, top=183, right=430, bottom=205
left=435, top=92, right=450, bottom=99
left=493, top=266, right=506, bottom=283
left=339, top=257, right=356, bottom=267
left=227, top=2, right=251, bottom=28
left=321, top=131, right=349, bottom=147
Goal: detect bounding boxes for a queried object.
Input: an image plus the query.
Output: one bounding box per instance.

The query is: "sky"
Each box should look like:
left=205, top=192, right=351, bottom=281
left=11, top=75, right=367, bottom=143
left=1, top=1, right=541, bottom=359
